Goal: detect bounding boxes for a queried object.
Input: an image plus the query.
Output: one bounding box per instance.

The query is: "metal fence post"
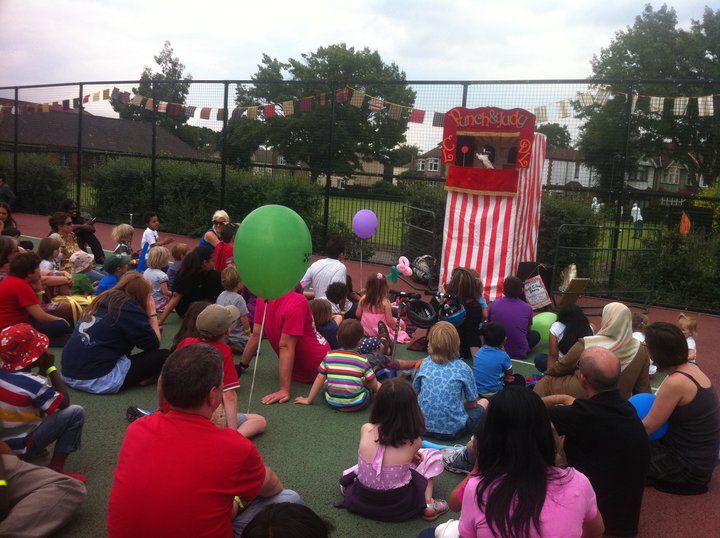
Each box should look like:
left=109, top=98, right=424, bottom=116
left=151, top=82, right=158, bottom=211
left=608, top=84, right=635, bottom=293
left=220, top=82, right=229, bottom=208
left=461, top=83, right=469, bottom=107
left=322, top=80, right=338, bottom=249
left=76, top=83, right=84, bottom=208
left=12, top=88, right=18, bottom=192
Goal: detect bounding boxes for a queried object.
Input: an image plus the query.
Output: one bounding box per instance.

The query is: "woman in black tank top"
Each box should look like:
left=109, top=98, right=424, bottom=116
left=642, top=322, right=720, bottom=494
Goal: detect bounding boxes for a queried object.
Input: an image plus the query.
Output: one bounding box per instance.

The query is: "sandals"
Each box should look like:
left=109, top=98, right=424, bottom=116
left=377, top=320, right=392, bottom=353
left=423, top=499, right=449, bottom=521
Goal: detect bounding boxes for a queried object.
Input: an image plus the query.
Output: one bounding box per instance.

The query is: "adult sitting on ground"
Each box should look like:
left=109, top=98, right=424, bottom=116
left=60, top=199, right=105, bottom=265
left=158, top=246, right=223, bottom=323
left=0, top=202, right=20, bottom=238
left=543, top=347, right=650, bottom=537
left=301, top=236, right=347, bottom=300
left=0, top=252, right=72, bottom=345
left=61, top=273, right=170, bottom=394
left=487, top=275, right=539, bottom=359
left=534, top=303, right=594, bottom=373
left=197, top=209, right=229, bottom=250
left=534, top=302, right=651, bottom=400
left=107, top=344, right=301, bottom=536
left=642, top=322, right=720, bottom=495
left=240, top=288, right=331, bottom=404
left=0, top=172, right=16, bottom=208
left=0, top=439, right=86, bottom=537
left=48, top=211, right=103, bottom=281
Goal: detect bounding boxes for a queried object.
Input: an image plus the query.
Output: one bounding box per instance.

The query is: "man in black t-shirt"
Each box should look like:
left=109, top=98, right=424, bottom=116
left=543, top=347, right=650, bottom=537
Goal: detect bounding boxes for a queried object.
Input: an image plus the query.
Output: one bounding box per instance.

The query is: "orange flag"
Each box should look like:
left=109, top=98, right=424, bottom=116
left=679, top=211, right=691, bottom=236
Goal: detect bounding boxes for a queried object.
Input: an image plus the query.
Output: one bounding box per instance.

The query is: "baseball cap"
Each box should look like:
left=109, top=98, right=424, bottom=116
left=0, top=323, right=50, bottom=372
left=69, top=251, right=95, bottom=273
left=104, top=253, right=131, bottom=274
left=196, top=304, right=241, bottom=339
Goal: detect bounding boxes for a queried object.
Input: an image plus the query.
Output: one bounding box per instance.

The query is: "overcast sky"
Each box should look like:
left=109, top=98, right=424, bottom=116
left=0, top=0, right=709, bottom=85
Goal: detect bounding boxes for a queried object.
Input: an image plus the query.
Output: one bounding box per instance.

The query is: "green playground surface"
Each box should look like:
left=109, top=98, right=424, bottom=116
left=50, top=319, right=664, bottom=537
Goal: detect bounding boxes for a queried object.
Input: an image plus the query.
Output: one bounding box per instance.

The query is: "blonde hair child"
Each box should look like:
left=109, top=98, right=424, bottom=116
left=143, top=246, right=171, bottom=311
left=678, top=314, right=698, bottom=363
left=112, top=224, right=134, bottom=257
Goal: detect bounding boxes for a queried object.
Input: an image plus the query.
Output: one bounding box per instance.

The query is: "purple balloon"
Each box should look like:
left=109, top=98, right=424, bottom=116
left=352, top=209, right=378, bottom=239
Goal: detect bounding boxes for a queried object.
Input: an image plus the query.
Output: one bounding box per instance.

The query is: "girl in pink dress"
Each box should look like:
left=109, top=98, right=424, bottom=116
left=338, top=378, right=447, bottom=522
left=355, top=273, right=410, bottom=343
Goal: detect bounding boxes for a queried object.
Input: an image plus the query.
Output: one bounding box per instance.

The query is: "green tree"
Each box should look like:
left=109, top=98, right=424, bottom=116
left=111, top=41, right=192, bottom=134
left=577, top=5, right=720, bottom=189
left=536, top=123, right=572, bottom=150
left=233, top=44, right=416, bottom=180
left=224, top=118, right=268, bottom=168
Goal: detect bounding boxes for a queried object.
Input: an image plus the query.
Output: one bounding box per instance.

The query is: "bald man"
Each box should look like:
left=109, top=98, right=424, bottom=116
left=543, top=348, right=650, bottom=537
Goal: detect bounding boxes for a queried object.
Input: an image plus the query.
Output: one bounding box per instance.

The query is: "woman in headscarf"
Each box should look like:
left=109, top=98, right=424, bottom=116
left=534, top=302, right=651, bottom=399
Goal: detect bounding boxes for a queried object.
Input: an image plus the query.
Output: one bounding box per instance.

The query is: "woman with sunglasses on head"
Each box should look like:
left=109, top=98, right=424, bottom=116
left=198, top=210, right=230, bottom=250
left=48, top=212, right=103, bottom=282
left=60, top=199, right=104, bottom=265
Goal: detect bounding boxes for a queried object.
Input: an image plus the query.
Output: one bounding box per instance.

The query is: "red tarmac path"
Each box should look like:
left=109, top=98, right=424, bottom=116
left=15, top=212, right=720, bottom=536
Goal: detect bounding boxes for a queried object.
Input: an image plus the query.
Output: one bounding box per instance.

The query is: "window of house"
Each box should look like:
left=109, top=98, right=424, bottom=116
left=60, top=152, right=72, bottom=168
left=277, top=155, right=286, bottom=166
left=574, top=162, right=580, bottom=179
left=663, top=165, right=680, bottom=184
left=660, top=197, right=683, bottom=207
left=417, top=159, right=425, bottom=171
left=427, top=158, right=440, bottom=172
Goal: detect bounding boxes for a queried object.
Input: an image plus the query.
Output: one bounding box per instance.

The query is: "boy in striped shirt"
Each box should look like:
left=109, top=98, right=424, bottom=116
left=295, top=319, right=380, bottom=411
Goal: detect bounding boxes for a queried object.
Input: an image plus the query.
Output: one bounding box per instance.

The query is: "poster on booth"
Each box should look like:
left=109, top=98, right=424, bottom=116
left=524, top=275, right=552, bottom=310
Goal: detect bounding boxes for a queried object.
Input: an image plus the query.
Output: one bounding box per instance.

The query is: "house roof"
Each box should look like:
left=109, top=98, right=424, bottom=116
left=418, top=146, right=441, bottom=159
left=546, top=147, right=582, bottom=161
left=0, top=109, right=203, bottom=159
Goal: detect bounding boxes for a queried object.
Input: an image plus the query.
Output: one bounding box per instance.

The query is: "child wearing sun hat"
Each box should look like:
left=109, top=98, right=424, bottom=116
left=69, top=251, right=96, bottom=296
left=0, top=323, right=86, bottom=481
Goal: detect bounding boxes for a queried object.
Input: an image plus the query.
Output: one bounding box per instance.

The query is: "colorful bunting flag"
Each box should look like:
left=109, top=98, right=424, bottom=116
left=52, top=102, right=61, bottom=111
left=200, top=107, right=211, bottom=119
left=217, top=108, right=225, bottom=121
left=120, top=92, right=130, bottom=104
left=578, top=92, right=594, bottom=107
left=673, top=97, right=688, bottom=116
left=247, top=106, right=257, bottom=119
left=263, top=104, right=276, bottom=118
left=594, top=88, right=610, bottom=106
left=282, top=100, right=294, bottom=116
left=350, top=90, right=365, bottom=108
left=231, top=107, right=245, bottom=120
left=631, top=93, right=638, bottom=113
left=649, top=96, right=664, bottom=113
left=72, top=98, right=80, bottom=109
left=102, top=89, right=110, bottom=100
left=83, top=95, right=90, bottom=104
left=698, top=95, right=714, bottom=117
left=62, top=99, right=70, bottom=110
left=319, top=93, right=327, bottom=106
left=534, top=106, right=548, bottom=123
left=409, top=108, right=425, bottom=123
left=184, top=106, right=197, bottom=119
left=387, top=103, right=402, bottom=120
left=432, top=112, right=444, bottom=127
left=166, top=103, right=181, bottom=117
left=300, top=97, right=313, bottom=113
left=145, top=98, right=154, bottom=111
left=158, top=101, right=167, bottom=113
left=130, top=95, right=143, bottom=106
left=111, top=87, right=120, bottom=101
left=558, top=100, right=570, bottom=118
left=92, top=92, right=100, bottom=102
left=336, top=87, right=349, bottom=103
left=369, top=97, right=383, bottom=111
left=42, top=103, right=49, bottom=113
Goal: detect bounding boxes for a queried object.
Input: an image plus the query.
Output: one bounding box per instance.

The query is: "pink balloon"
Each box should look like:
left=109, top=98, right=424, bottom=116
left=352, top=209, right=378, bottom=239
left=397, top=256, right=412, bottom=276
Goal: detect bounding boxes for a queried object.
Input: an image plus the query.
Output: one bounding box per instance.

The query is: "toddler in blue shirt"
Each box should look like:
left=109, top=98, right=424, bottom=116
left=473, top=322, right=525, bottom=395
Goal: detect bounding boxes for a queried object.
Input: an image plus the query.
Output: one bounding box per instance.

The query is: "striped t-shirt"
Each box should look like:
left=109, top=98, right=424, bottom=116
left=0, top=370, right=63, bottom=455
left=319, top=350, right=376, bottom=408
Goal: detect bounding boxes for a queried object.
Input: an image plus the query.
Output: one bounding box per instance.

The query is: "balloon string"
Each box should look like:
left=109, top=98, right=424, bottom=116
left=360, top=243, right=363, bottom=291
left=246, top=305, right=267, bottom=414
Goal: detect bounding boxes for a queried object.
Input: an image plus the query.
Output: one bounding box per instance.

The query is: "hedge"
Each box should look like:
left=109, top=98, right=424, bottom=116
left=0, top=153, right=69, bottom=214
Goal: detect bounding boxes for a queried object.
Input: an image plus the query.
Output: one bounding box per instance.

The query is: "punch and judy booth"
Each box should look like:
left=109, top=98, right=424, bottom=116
left=439, top=107, right=547, bottom=300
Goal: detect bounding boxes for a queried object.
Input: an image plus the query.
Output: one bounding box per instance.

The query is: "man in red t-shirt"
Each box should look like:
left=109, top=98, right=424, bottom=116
left=107, top=345, right=301, bottom=537
left=240, top=290, right=330, bottom=404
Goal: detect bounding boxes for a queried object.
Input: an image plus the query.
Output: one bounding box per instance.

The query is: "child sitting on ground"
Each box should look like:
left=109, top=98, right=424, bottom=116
left=111, top=223, right=136, bottom=261
left=69, top=251, right=96, bottom=296
left=678, top=313, right=698, bottom=364
left=143, top=246, right=171, bottom=311
left=632, top=313, right=655, bottom=376
left=473, top=322, right=525, bottom=396
left=337, top=377, right=448, bottom=522
left=216, top=266, right=250, bottom=354
left=295, top=319, right=380, bottom=411
left=213, top=222, right=238, bottom=273
left=172, top=304, right=265, bottom=438
left=325, top=281, right=356, bottom=319
left=310, top=298, right=341, bottom=349
left=444, top=267, right=485, bottom=360
left=96, top=254, right=131, bottom=295
left=356, top=273, right=410, bottom=343
left=167, top=242, right=189, bottom=289
left=38, top=237, right=62, bottom=272
left=413, top=321, right=487, bottom=440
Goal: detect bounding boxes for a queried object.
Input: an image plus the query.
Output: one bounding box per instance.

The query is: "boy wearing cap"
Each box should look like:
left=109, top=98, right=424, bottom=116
left=96, top=254, right=131, bottom=295
left=0, top=324, right=86, bottom=481
left=173, top=305, right=266, bottom=439
left=68, top=251, right=95, bottom=296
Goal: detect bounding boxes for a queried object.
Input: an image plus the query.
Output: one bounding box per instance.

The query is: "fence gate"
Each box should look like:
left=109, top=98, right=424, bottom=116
left=401, top=204, right=438, bottom=280
left=550, top=224, right=661, bottom=311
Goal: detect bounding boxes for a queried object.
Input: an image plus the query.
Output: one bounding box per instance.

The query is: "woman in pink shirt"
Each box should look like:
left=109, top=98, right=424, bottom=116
left=450, top=387, right=604, bottom=538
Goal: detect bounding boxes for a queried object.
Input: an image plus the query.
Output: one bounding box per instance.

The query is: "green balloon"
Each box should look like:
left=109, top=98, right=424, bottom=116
left=234, top=205, right=312, bottom=299
left=531, top=312, right=558, bottom=345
